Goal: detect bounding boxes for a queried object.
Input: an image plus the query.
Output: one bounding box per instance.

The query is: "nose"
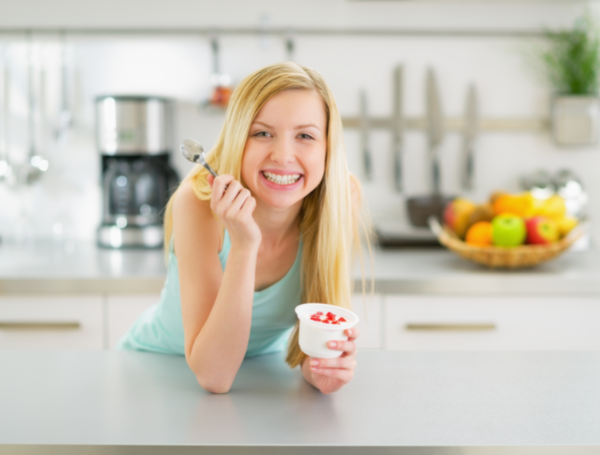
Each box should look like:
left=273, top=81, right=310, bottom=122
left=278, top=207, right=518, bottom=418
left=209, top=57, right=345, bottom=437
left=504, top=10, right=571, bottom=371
left=269, top=136, right=295, bottom=164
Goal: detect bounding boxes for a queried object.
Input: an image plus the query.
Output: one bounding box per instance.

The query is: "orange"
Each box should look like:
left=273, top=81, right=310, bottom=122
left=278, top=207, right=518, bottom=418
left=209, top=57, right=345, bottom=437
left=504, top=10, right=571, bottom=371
left=465, top=221, right=493, bottom=247
left=492, top=194, right=530, bottom=218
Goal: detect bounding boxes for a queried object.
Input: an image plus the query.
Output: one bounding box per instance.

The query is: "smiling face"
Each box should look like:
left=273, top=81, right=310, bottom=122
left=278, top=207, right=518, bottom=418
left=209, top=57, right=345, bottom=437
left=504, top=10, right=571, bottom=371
left=241, top=89, right=327, bottom=210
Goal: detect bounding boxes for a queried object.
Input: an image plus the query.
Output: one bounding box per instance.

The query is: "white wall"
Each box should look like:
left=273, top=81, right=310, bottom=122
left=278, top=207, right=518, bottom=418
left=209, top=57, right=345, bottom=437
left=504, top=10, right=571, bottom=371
left=0, top=0, right=599, bottom=246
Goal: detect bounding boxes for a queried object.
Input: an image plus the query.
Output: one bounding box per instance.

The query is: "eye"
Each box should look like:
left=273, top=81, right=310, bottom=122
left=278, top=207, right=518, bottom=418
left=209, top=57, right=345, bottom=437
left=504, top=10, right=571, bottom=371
left=298, top=133, right=313, bottom=140
left=254, top=131, right=271, bottom=137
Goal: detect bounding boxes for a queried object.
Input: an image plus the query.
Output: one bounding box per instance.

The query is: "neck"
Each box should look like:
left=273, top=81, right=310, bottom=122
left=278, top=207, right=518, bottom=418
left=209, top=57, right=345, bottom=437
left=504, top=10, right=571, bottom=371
left=253, top=199, right=302, bottom=248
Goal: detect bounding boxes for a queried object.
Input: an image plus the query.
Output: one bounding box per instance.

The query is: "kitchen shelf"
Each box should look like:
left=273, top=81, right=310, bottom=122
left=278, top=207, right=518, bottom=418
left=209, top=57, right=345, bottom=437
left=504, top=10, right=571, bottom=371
left=0, top=27, right=565, bottom=39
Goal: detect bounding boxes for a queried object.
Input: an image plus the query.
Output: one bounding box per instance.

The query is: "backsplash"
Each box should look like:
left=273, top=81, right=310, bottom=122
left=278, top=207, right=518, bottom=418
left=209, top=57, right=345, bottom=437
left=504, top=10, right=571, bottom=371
left=0, top=1, right=599, bottom=246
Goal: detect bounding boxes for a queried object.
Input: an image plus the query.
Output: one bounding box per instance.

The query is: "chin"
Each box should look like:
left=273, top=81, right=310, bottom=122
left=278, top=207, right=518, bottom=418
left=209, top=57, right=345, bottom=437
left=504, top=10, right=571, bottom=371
left=258, top=192, right=304, bottom=210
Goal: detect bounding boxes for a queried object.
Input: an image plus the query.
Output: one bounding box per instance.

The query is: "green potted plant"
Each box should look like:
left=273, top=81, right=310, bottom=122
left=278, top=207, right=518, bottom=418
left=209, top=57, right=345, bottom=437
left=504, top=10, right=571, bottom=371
left=539, top=12, right=600, bottom=146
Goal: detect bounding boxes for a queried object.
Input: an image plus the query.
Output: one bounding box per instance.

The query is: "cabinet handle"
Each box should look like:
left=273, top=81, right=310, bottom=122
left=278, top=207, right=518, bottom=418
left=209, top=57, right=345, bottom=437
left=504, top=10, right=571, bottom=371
left=0, top=321, right=81, bottom=331
left=405, top=322, right=496, bottom=331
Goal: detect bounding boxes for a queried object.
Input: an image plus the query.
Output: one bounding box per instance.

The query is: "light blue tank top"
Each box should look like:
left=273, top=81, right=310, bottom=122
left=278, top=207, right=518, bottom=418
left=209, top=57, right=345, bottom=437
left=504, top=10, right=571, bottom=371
left=117, top=230, right=302, bottom=357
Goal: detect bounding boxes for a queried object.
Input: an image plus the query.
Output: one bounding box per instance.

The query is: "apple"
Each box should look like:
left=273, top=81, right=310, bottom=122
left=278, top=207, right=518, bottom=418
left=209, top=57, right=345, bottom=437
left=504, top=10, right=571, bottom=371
left=443, top=198, right=476, bottom=239
left=525, top=216, right=559, bottom=245
left=491, top=214, right=526, bottom=247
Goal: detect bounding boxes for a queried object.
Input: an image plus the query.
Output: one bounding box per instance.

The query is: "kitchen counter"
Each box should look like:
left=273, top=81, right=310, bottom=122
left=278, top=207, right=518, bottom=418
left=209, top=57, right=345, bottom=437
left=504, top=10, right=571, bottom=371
left=1, top=350, right=599, bottom=454
left=1, top=239, right=600, bottom=295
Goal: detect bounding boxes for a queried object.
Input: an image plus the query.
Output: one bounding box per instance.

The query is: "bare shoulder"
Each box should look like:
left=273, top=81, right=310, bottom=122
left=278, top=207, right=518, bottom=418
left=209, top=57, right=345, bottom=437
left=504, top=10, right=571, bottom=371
left=173, top=180, right=211, bottom=214
left=172, top=180, right=221, bottom=254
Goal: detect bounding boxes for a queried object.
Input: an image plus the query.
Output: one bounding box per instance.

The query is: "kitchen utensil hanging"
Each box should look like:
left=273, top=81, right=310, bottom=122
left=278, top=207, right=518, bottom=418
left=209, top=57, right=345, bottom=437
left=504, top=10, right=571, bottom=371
left=392, top=66, right=403, bottom=192
left=406, top=67, right=453, bottom=228
left=0, top=46, right=11, bottom=183
left=285, top=34, right=295, bottom=62
left=359, top=89, right=372, bottom=181
left=56, top=31, right=72, bottom=145
left=206, top=37, right=232, bottom=110
left=19, top=34, right=49, bottom=186
left=461, top=84, right=478, bottom=190
left=426, top=68, right=443, bottom=196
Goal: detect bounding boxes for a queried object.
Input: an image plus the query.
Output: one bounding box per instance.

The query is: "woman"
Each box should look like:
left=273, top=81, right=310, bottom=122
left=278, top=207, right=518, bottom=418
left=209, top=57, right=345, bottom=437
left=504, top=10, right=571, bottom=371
left=119, top=62, right=371, bottom=394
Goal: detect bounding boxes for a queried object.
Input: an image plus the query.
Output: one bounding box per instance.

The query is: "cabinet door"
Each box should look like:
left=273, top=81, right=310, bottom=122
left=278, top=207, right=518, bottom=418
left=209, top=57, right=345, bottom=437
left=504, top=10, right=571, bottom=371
left=385, top=295, right=600, bottom=351
left=107, top=294, right=159, bottom=349
left=352, top=293, right=382, bottom=350
left=0, top=296, right=104, bottom=350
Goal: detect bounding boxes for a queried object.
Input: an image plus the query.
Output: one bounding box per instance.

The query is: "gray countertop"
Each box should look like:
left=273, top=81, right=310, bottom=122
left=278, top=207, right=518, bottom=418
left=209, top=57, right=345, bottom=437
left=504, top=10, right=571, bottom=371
left=1, top=350, right=599, bottom=454
left=1, top=239, right=600, bottom=295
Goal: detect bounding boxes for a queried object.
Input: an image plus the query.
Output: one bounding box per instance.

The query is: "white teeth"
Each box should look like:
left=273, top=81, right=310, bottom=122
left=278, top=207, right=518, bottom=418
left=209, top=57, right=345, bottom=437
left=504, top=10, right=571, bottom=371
left=263, top=171, right=301, bottom=185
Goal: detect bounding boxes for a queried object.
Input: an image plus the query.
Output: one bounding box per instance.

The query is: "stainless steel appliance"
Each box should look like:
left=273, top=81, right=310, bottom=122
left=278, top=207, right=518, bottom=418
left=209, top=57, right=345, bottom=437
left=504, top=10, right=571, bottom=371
left=96, top=95, right=179, bottom=248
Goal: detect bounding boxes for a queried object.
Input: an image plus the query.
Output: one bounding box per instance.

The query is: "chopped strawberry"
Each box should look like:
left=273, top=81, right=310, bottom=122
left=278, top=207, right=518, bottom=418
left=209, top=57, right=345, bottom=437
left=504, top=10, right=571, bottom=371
left=338, top=317, right=346, bottom=323
left=332, top=321, right=341, bottom=325
left=323, top=319, right=331, bottom=324
left=315, top=311, right=323, bottom=316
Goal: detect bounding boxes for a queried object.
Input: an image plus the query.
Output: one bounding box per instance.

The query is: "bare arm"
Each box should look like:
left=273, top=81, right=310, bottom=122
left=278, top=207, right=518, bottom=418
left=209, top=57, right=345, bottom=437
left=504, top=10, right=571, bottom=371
left=173, top=176, right=261, bottom=393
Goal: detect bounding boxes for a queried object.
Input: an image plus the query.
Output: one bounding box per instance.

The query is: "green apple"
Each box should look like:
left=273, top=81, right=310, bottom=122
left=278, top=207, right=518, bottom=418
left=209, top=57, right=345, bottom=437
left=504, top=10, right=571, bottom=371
left=492, top=214, right=526, bottom=247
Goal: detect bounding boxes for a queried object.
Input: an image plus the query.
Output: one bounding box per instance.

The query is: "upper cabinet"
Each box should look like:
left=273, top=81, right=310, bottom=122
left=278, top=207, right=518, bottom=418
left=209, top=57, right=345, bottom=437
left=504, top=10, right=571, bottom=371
left=0, top=0, right=593, bottom=32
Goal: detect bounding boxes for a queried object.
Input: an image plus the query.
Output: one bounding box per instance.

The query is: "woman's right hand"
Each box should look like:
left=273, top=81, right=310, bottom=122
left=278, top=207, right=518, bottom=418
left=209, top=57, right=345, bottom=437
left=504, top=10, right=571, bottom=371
left=208, top=174, right=262, bottom=251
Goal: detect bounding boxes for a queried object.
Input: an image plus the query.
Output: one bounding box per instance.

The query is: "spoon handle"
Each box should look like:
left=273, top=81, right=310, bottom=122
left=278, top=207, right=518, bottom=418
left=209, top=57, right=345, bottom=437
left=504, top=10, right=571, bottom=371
left=202, top=160, right=219, bottom=178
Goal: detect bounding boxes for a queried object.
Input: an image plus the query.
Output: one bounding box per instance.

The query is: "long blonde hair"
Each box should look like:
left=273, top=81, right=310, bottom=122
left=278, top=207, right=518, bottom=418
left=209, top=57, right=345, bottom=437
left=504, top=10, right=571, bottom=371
left=164, top=62, right=371, bottom=368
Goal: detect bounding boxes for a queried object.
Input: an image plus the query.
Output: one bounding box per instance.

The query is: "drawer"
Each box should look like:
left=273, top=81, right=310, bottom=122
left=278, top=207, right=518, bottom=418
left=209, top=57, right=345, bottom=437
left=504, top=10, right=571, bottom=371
left=0, top=296, right=104, bottom=350
left=352, top=293, right=382, bottom=350
left=384, top=296, right=600, bottom=351
left=107, top=294, right=159, bottom=349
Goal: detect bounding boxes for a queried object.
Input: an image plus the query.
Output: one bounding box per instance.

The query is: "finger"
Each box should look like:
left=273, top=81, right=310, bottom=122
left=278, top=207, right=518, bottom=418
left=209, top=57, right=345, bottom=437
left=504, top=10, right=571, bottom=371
left=211, top=175, right=235, bottom=202
left=207, top=174, right=215, bottom=188
left=239, top=195, right=257, bottom=217
left=310, top=357, right=357, bottom=371
left=226, top=188, right=251, bottom=216
left=345, top=326, right=359, bottom=341
left=327, top=339, right=356, bottom=354
left=218, top=180, right=243, bottom=208
left=311, top=367, right=354, bottom=382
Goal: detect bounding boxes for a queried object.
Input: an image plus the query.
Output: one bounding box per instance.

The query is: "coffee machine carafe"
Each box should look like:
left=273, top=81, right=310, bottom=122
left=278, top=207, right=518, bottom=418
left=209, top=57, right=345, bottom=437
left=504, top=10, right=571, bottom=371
left=96, top=96, right=179, bottom=248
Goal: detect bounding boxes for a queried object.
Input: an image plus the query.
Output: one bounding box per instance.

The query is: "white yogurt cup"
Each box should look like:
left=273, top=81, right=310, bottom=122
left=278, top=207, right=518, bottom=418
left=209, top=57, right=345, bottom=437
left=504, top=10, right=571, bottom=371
left=295, top=303, right=359, bottom=358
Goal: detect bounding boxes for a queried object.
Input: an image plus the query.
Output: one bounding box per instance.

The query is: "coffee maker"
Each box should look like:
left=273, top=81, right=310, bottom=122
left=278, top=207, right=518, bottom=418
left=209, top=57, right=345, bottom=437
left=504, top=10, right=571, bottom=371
left=96, top=95, right=179, bottom=248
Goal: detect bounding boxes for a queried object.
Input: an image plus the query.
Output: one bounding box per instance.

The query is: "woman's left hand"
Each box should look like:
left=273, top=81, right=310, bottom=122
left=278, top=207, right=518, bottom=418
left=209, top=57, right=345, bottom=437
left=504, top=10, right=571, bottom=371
left=303, top=327, right=359, bottom=394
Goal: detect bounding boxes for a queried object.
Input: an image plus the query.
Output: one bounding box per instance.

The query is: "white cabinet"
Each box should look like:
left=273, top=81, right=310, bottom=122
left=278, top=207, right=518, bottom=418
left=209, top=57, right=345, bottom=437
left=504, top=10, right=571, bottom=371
left=3, top=292, right=599, bottom=353
left=352, top=293, right=382, bottom=350
left=106, top=294, right=159, bottom=349
left=0, top=296, right=104, bottom=350
left=384, top=295, right=600, bottom=351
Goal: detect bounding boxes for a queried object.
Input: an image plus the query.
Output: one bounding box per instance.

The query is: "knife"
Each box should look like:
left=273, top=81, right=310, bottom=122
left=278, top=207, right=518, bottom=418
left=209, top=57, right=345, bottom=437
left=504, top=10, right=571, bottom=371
left=425, top=68, right=444, bottom=196
left=462, top=84, right=478, bottom=191
left=359, top=89, right=372, bottom=181
left=392, top=66, right=404, bottom=192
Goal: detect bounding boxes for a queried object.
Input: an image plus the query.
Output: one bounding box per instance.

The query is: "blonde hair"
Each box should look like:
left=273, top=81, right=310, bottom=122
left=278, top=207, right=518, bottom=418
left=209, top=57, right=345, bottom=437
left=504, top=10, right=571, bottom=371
left=164, top=62, right=372, bottom=368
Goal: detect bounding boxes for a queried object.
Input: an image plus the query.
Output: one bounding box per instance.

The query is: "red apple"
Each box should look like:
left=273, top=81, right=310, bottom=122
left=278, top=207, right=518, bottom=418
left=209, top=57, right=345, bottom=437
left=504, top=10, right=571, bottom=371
left=525, top=216, right=559, bottom=245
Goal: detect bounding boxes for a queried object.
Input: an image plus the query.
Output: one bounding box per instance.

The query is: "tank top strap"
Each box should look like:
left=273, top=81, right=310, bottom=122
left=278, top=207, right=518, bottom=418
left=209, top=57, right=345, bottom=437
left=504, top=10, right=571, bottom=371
left=218, top=229, right=232, bottom=268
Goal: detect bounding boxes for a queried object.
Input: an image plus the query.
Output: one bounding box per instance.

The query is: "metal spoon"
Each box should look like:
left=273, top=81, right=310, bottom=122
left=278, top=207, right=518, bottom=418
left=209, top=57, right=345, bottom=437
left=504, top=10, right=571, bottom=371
left=180, top=138, right=218, bottom=177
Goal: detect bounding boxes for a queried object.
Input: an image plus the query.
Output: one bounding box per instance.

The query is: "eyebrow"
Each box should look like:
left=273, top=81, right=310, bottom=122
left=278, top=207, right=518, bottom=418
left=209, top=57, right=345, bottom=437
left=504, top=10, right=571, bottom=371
left=253, top=120, right=321, bottom=131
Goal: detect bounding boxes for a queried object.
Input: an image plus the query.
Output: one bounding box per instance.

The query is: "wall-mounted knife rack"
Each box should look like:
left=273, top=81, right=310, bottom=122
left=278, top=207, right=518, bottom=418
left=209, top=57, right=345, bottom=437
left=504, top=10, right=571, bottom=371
left=341, top=64, right=549, bottom=134
left=341, top=116, right=549, bottom=133
left=341, top=65, right=551, bottom=192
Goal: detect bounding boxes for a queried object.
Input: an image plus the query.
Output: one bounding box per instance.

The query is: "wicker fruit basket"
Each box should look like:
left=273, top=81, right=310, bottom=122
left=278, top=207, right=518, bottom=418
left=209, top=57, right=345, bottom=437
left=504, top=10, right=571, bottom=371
left=428, top=217, right=583, bottom=269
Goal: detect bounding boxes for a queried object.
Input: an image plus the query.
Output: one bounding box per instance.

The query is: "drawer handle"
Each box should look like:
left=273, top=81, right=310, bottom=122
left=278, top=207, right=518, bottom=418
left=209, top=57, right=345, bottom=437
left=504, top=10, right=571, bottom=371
left=0, top=321, right=81, bottom=331
left=405, top=323, right=496, bottom=331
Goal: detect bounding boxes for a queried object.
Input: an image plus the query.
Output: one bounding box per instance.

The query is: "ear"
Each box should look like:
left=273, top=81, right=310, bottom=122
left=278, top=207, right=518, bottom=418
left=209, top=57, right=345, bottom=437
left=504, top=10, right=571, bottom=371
left=207, top=174, right=214, bottom=188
